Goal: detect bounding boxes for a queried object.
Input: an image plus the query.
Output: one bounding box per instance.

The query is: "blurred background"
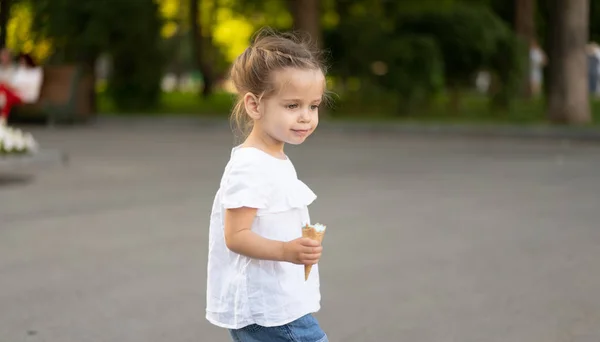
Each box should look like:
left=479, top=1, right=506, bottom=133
left=1, top=0, right=599, bottom=126
left=3, top=2, right=600, bottom=342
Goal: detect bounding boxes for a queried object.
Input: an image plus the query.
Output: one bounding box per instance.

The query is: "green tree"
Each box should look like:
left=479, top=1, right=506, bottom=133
left=0, top=0, right=11, bottom=47
left=30, top=0, right=165, bottom=111
left=378, top=35, right=445, bottom=114
left=397, top=5, right=523, bottom=111
left=106, top=0, right=165, bottom=110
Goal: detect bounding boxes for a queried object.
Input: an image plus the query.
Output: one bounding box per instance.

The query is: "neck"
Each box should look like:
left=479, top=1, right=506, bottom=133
left=244, top=125, right=285, bottom=158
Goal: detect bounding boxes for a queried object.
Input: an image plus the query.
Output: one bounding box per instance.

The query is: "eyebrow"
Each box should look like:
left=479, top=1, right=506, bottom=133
left=281, top=98, right=323, bottom=102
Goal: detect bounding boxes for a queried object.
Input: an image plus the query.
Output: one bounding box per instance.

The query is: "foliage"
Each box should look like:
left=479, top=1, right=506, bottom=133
left=5, top=1, right=52, bottom=62
left=226, top=0, right=293, bottom=61
left=211, top=5, right=256, bottom=63
left=158, top=0, right=184, bottom=39
left=1, top=0, right=534, bottom=118
left=105, top=0, right=165, bottom=110
left=325, top=2, right=521, bottom=114
left=395, top=4, right=524, bottom=109
left=323, top=14, right=384, bottom=81
left=487, top=30, right=528, bottom=110
left=374, top=35, right=444, bottom=114
left=229, top=0, right=292, bottom=29
left=590, top=0, right=600, bottom=44
left=29, top=0, right=111, bottom=63
left=397, top=6, right=501, bottom=87
left=29, top=0, right=166, bottom=110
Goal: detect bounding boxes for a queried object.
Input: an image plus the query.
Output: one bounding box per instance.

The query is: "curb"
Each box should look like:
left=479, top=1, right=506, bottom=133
left=0, top=149, right=68, bottom=171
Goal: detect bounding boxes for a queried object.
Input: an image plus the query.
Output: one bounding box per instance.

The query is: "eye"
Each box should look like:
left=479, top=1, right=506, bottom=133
left=286, top=104, right=298, bottom=109
left=310, top=104, right=320, bottom=110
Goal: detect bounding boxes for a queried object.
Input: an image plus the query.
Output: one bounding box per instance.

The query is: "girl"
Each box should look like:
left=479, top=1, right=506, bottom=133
left=206, top=29, right=329, bottom=342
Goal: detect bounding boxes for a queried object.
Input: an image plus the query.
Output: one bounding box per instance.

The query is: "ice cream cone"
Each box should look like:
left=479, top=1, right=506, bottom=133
left=302, top=223, right=326, bottom=281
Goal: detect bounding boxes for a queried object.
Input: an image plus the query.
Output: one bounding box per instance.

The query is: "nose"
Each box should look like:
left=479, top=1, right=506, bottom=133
left=299, top=107, right=311, bottom=123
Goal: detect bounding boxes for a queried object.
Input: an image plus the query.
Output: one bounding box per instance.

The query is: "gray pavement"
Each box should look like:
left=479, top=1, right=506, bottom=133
left=1, top=121, right=600, bottom=342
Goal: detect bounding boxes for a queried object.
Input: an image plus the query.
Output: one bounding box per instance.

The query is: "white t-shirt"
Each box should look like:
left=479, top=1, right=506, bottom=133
left=12, top=67, right=43, bottom=103
left=206, top=146, right=321, bottom=329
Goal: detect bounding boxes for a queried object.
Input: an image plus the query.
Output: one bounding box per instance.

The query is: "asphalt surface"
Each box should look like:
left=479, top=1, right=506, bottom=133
left=1, top=120, right=600, bottom=342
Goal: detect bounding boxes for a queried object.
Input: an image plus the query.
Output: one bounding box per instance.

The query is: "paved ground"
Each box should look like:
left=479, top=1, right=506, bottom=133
left=1, top=120, right=600, bottom=342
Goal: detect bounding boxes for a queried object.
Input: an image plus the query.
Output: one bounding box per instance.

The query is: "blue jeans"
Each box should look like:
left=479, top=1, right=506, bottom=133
left=229, top=314, right=328, bottom=342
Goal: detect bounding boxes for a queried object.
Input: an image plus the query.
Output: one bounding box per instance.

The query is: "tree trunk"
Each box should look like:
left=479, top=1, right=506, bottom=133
left=288, top=0, right=321, bottom=49
left=547, top=0, right=591, bottom=124
left=288, top=0, right=327, bottom=118
left=0, top=0, right=11, bottom=48
left=189, top=0, right=215, bottom=97
left=515, top=0, right=535, bottom=39
left=515, top=0, right=536, bottom=98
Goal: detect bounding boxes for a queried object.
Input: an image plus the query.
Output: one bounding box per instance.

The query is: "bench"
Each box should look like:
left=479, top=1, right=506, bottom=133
left=11, top=65, right=94, bottom=125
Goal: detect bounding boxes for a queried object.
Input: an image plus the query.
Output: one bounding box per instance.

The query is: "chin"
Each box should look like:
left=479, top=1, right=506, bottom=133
left=286, top=137, right=308, bottom=145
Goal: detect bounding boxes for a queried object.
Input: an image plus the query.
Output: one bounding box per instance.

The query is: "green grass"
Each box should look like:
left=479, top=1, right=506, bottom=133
left=98, top=90, right=600, bottom=126
left=328, top=91, right=600, bottom=126
left=98, top=90, right=234, bottom=117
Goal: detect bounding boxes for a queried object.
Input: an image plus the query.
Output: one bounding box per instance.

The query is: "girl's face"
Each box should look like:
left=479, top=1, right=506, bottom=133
left=252, top=67, right=324, bottom=147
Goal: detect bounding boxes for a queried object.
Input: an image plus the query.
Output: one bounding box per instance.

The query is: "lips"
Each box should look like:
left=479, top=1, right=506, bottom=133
left=292, top=129, right=310, bottom=136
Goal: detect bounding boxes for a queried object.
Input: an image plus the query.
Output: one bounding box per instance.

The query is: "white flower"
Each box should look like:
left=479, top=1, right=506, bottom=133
left=0, top=125, right=39, bottom=154
left=3, top=134, right=14, bottom=152
left=24, top=133, right=38, bottom=151
left=11, top=128, right=23, bottom=139
left=15, top=136, right=26, bottom=151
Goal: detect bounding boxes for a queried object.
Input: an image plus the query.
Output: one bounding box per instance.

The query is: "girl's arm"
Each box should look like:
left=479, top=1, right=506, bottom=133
left=224, top=207, right=322, bottom=264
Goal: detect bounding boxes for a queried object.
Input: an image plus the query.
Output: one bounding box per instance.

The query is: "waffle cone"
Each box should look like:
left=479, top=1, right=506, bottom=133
left=302, top=224, right=326, bottom=281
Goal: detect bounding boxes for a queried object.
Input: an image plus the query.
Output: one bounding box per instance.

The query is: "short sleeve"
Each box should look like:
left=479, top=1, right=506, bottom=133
left=221, top=157, right=271, bottom=210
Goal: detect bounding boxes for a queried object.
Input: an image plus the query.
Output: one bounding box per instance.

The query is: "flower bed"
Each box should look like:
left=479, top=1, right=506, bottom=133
left=0, top=124, right=38, bottom=156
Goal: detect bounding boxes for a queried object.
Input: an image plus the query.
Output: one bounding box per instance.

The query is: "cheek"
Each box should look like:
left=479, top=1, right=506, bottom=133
left=264, top=109, right=291, bottom=132
left=279, top=115, right=297, bottom=132
left=273, top=110, right=294, bottom=125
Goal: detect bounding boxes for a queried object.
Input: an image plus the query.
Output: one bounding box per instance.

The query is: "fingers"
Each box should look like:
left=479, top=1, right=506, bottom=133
left=299, top=238, right=321, bottom=247
left=300, top=247, right=322, bottom=265
left=300, top=253, right=321, bottom=265
left=301, top=245, right=322, bottom=255
left=294, top=238, right=324, bottom=265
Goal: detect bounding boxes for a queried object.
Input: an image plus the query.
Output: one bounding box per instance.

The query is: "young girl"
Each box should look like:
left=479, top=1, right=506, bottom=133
left=206, top=29, right=329, bottom=342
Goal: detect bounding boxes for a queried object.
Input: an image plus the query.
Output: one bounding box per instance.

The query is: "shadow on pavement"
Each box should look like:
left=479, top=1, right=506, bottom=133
left=0, top=173, right=34, bottom=187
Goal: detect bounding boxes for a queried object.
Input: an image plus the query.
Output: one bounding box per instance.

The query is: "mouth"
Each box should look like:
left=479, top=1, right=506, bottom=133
left=291, top=129, right=311, bottom=137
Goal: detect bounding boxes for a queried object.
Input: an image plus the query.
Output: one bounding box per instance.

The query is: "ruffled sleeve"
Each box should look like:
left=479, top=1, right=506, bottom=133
left=266, top=179, right=316, bottom=213
left=221, top=156, right=271, bottom=210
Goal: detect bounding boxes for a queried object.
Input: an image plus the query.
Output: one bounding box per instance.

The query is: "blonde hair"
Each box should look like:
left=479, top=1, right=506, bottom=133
left=229, top=28, right=327, bottom=138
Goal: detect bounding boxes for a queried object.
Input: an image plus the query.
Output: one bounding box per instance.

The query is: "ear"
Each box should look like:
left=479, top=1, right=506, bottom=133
left=243, top=92, right=261, bottom=120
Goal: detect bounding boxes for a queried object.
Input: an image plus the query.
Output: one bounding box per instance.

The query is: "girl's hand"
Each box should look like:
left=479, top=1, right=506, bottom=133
left=283, top=238, right=322, bottom=265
